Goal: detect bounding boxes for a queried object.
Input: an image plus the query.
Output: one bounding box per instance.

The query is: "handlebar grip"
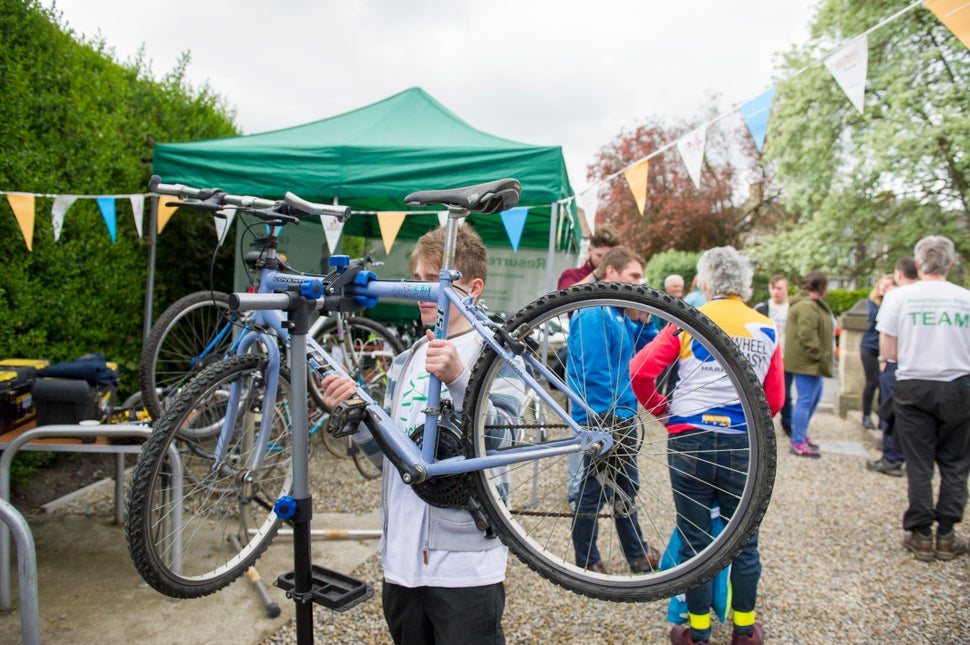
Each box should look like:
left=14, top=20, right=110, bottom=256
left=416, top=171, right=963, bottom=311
left=283, top=192, right=351, bottom=222
left=149, top=174, right=204, bottom=199
left=228, top=292, right=295, bottom=312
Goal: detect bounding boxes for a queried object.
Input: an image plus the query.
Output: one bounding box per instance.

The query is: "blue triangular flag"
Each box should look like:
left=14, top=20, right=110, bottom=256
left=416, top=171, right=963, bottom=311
left=96, top=197, right=117, bottom=243
left=741, top=86, right=776, bottom=153
left=500, top=207, right=529, bottom=252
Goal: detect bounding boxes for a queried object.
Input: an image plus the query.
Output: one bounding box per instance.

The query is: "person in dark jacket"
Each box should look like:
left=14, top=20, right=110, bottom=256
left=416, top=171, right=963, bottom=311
left=860, top=275, right=896, bottom=430
left=784, top=270, right=835, bottom=458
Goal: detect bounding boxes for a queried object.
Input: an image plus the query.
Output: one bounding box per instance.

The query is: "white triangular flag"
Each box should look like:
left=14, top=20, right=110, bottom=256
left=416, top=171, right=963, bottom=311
left=575, top=187, right=599, bottom=234
left=677, top=126, right=707, bottom=189
left=322, top=214, right=345, bottom=253
left=824, top=34, right=869, bottom=113
left=51, top=195, right=77, bottom=242
left=214, top=210, right=235, bottom=247
left=129, top=195, right=144, bottom=238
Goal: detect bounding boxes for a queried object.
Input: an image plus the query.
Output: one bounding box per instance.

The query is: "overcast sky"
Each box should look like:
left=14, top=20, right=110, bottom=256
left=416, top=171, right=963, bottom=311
left=51, top=0, right=818, bottom=192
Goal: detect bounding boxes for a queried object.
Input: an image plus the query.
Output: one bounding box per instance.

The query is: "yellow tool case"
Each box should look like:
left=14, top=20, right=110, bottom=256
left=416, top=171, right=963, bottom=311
left=0, top=359, right=50, bottom=433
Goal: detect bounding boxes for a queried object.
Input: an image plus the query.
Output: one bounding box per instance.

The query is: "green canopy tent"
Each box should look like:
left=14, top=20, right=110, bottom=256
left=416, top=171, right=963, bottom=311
left=150, top=87, right=579, bottom=319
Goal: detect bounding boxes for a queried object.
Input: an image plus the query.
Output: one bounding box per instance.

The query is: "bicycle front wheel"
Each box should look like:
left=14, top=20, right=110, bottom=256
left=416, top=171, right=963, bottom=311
left=464, top=283, right=775, bottom=602
left=126, top=353, right=293, bottom=598
left=139, top=291, right=240, bottom=419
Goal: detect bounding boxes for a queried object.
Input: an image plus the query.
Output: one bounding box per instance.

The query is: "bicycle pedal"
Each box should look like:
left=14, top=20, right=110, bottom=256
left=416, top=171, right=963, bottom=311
left=275, top=565, right=374, bottom=611
left=327, top=399, right=368, bottom=437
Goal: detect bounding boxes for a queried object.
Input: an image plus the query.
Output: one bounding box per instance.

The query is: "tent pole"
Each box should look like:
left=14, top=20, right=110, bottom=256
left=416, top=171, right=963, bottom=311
left=143, top=195, right=158, bottom=340
left=545, top=201, right=558, bottom=295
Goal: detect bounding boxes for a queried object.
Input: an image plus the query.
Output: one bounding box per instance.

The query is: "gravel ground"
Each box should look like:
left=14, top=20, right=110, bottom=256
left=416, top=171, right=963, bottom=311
left=262, top=410, right=970, bottom=644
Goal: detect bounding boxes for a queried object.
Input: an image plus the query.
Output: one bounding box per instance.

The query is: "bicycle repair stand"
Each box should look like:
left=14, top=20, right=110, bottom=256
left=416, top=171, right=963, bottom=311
left=235, top=283, right=373, bottom=645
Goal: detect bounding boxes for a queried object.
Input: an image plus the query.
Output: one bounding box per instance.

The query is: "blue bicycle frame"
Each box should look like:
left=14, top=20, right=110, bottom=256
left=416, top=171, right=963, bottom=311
left=222, top=217, right=611, bottom=484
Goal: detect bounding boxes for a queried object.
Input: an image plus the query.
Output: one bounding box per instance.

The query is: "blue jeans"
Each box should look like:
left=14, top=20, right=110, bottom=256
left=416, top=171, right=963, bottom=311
left=668, top=430, right=760, bottom=616
left=571, top=455, right=647, bottom=567
left=779, top=371, right=794, bottom=431
left=878, top=361, right=904, bottom=463
left=792, top=374, right=823, bottom=445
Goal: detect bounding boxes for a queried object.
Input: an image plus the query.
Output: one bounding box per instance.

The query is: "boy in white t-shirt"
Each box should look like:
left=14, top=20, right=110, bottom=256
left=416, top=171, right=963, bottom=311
left=877, top=235, right=970, bottom=563
left=320, top=224, right=518, bottom=644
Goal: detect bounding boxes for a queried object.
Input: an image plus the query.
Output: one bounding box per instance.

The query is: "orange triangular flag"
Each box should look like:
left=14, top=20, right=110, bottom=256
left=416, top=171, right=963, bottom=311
left=377, top=212, right=407, bottom=254
left=926, top=0, right=970, bottom=50
left=7, top=193, right=35, bottom=251
left=157, top=197, right=183, bottom=234
left=623, top=159, right=650, bottom=216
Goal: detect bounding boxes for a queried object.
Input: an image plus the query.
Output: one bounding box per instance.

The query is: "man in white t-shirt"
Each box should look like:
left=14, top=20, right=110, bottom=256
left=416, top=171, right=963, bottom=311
left=321, top=225, right=520, bottom=644
left=876, top=235, right=970, bottom=563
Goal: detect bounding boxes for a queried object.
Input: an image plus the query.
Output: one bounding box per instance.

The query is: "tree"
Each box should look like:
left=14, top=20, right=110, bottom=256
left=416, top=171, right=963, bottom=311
left=753, top=0, right=970, bottom=285
left=585, top=99, right=767, bottom=261
left=0, top=0, right=238, bottom=393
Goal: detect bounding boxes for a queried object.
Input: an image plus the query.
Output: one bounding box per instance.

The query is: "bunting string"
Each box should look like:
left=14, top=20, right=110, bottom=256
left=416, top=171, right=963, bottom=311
left=563, top=0, right=949, bottom=225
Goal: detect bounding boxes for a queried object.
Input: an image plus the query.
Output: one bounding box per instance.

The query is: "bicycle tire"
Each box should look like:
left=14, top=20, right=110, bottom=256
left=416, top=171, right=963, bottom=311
left=139, top=291, right=240, bottom=420
left=352, top=443, right=382, bottom=480
left=126, top=353, right=293, bottom=598
left=463, top=282, right=775, bottom=602
left=310, top=316, right=404, bottom=458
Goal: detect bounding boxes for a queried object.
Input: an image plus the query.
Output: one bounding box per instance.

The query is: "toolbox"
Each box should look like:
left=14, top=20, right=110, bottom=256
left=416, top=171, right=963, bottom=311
left=0, top=359, right=50, bottom=433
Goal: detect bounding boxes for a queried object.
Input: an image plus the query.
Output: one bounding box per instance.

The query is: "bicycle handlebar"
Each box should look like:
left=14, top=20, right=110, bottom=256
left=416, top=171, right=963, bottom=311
left=149, top=175, right=351, bottom=222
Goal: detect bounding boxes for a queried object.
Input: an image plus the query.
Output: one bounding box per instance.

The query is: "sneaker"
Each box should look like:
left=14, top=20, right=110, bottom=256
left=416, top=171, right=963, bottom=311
left=805, top=437, right=819, bottom=449
left=790, top=442, right=820, bottom=458
left=902, top=530, right=935, bottom=562
left=862, top=415, right=876, bottom=430
left=866, top=458, right=904, bottom=477
left=935, top=531, right=969, bottom=561
left=670, top=624, right=708, bottom=645
left=730, top=622, right=765, bottom=645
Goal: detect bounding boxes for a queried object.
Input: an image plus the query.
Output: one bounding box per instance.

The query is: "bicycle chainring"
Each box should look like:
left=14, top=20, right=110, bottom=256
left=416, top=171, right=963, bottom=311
left=409, top=413, right=473, bottom=509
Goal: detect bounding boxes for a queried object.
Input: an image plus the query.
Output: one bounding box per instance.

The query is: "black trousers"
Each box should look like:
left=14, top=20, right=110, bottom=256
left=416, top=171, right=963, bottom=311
left=860, top=347, right=880, bottom=416
left=893, top=376, right=970, bottom=532
left=382, top=581, right=505, bottom=645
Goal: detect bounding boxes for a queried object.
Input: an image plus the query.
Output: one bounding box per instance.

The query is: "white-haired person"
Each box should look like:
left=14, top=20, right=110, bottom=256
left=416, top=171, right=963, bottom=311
left=877, top=235, right=970, bottom=562
left=630, top=246, right=784, bottom=645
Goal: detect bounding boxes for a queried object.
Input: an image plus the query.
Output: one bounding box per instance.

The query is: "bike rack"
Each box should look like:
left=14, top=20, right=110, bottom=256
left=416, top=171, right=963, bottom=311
left=0, top=425, right=182, bottom=622
left=0, top=498, right=39, bottom=645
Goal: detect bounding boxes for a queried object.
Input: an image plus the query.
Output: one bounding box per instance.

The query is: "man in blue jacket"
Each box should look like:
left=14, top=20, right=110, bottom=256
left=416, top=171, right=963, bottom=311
left=568, top=246, right=661, bottom=574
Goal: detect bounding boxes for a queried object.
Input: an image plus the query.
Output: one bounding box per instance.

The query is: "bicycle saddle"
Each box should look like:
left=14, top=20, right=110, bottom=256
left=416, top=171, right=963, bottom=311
left=405, top=178, right=521, bottom=214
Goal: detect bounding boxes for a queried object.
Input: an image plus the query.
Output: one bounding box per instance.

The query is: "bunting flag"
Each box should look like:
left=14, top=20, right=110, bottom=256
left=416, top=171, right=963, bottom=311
left=926, top=0, right=970, bottom=50
left=7, top=193, right=35, bottom=251
left=677, top=126, right=707, bottom=189
left=741, top=86, right=776, bottom=152
left=96, top=197, right=117, bottom=243
left=499, top=207, right=529, bottom=252
left=51, top=195, right=77, bottom=242
left=157, top=197, right=182, bottom=234
left=824, top=34, right=869, bottom=113
left=377, top=211, right=407, bottom=254
left=575, top=186, right=599, bottom=234
left=214, top=210, right=235, bottom=247
left=129, top=194, right=144, bottom=238
left=623, top=159, right=650, bottom=216
left=321, top=212, right=344, bottom=253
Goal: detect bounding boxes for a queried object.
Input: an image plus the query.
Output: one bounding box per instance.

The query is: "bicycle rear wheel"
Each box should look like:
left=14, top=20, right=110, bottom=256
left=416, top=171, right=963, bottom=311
left=126, top=353, right=293, bottom=598
left=463, top=282, right=775, bottom=602
left=310, top=316, right=404, bottom=457
left=139, top=291, right=240, bottom=419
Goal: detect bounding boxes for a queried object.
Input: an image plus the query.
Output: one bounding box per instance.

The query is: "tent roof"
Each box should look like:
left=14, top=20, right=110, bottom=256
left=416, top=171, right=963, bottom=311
left=152, top=87, right=577, bottom=248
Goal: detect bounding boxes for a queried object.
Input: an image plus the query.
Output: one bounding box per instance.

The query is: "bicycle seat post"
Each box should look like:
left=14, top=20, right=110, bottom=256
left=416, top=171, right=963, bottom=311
left=439, top=206, right=468, bottom=273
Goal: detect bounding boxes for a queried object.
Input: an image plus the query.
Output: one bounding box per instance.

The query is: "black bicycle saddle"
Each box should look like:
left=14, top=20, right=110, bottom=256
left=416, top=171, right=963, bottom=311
left=405, top=178, right=521, bottom=215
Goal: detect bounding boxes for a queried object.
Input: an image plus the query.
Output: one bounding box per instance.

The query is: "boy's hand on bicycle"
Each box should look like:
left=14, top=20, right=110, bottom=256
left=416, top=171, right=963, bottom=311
left=319, top=373, right=357, bottom=410
left=424, top=329, right=465, bottom=385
